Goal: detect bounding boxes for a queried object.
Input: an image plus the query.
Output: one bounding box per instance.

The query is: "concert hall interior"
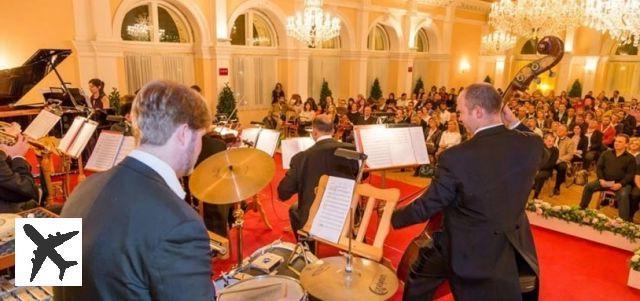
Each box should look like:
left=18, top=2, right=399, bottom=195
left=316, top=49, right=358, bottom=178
left=1, top=0, right=640, bottom=300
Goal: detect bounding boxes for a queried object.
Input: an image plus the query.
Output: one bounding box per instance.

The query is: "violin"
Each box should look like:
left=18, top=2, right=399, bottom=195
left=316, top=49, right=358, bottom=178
left=396, top=36, right=565, bottom=283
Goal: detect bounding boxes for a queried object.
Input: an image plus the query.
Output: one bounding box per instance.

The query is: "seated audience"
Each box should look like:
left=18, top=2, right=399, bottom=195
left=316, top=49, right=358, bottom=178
left=580, top=135, right=636, bottom=221
left=600, top=115, right=616, bottom=147
left=584, top=119, right=606, bottom=170
left=553, top=125, right=575, bottom=196
left=436, top=120, right=461, bottom=156
left=570, top=124, right=588, bottom=163
left=533, top=133, right=560, bottom=199
left=356, top=106, right=377, bottom=125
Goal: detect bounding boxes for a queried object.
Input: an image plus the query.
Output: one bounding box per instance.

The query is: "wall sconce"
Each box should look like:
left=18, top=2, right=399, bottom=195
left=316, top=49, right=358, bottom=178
left=584, top=57, right=598, bottom=73
left=495, top=58, right=505, bottom=73
left=459, top=58, right=471, bottom=74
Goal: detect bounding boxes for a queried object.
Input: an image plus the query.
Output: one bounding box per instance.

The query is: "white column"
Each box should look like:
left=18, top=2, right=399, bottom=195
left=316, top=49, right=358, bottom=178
left=215, top=0, right=230, bottom=41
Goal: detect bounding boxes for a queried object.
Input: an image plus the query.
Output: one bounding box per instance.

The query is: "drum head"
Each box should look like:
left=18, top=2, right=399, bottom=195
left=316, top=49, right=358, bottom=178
left=218, top=275, right=305, bottom=301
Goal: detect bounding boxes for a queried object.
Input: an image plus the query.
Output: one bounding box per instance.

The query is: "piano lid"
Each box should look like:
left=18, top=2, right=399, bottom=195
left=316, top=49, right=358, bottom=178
left=0, top=49, right=72, bottom=106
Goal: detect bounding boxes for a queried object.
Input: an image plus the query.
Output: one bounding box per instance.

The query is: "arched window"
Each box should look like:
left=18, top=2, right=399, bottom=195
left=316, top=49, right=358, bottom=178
left=121, top=1, right=191, bottom=43
left=415, top=28, right=430, bottom=53
left=311, top=36, right=341, bottom=49
left=230, top=10, right=277, bottom=47
left=367, top=24, right=390, bottom=51
left=520, top=39, right=538, bottom=54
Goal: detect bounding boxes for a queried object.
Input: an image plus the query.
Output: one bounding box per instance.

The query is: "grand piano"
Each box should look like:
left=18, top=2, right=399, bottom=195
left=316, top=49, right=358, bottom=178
left=0, top=49, right=75, bottom=119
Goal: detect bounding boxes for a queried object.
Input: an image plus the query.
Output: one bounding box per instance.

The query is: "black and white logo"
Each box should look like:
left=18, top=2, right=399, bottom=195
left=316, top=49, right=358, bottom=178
left=15, top=218, right=82, bottom=286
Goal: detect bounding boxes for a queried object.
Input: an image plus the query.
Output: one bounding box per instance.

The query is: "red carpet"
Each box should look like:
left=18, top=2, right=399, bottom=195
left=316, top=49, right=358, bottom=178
left=213, top=154, right=640, bottom=300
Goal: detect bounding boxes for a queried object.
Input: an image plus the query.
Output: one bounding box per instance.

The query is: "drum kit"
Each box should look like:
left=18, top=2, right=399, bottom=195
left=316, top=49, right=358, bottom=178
left=190, top=147, right=399, bottom=300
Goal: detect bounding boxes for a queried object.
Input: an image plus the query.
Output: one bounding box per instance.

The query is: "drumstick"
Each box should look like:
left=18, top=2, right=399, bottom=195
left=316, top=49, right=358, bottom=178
left=218, top=282, right=283, bottom=296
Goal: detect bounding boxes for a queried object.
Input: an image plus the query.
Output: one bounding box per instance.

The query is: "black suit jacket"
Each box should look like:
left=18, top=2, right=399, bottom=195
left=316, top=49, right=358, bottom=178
left=0, top=152, right=39, bottom=212
left=278, top=138, right=359, bottom=227
left=392, top=124, right=543, bottom=300
left=356, top=115, right=377, bottom=125
left=587, top=130, right=606, bottom=152
left=56, top=157, right=214, bottom=301
left=622, top=114, right=637, bottom=136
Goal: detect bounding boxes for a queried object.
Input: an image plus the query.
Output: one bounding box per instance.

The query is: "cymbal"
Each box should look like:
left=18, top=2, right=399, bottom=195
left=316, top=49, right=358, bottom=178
left=300, top=256, right=399, bottom=300
left=189, top=148, right=275, bottom=205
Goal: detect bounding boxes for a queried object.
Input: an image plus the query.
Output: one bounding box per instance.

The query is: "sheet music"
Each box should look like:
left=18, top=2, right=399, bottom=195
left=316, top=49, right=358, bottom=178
left=114, top=136, right=136, bottom=165
left=57, top=117, right=84, bottom=154
left=410, top=127, right=429, bottom=164
left=310, top=176, right=356, bottom=244
left=67, top=120, right=97, bottom=158
left=281, top=137, right=315, bottom=169
left=23, top=110, right=60, bottom=139
left=85, top=131, right=123, bottom=172
left=240, top=128, right=260, bottom=147
left=255, top=129, right=280, bottom=157
left=355, top=126, right=429, bottom=169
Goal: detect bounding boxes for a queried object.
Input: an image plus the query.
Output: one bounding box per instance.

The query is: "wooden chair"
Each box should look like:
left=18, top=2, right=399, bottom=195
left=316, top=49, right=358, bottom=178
left=300, top=175, right=400, bottom=262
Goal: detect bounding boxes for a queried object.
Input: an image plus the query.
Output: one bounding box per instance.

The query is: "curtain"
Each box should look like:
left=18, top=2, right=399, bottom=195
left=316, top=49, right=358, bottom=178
left=309, top=56, right=341, bottom=100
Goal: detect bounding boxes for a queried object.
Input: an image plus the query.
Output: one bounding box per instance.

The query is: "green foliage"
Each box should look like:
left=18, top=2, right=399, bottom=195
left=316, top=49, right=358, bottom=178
left=370, top=78, right=383, bottom=100
left=216, top=83, right=237, bottom=120
left=484, top=75, right=493, bottom=84
left=108, top=88, right=121, bottom=115
left=568, top=79, right=582, bottom=98
left=413, top=77, right=424, bottom=96
left=319, top=79, right=332, bottom=110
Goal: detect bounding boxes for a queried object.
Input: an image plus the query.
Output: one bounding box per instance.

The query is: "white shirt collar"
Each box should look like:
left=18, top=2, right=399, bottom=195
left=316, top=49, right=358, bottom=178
left=316, top=135, right=333, bottom=142
left=127, top=149, right=186, bottom=199
left=474, top=123, right=503, bottom=135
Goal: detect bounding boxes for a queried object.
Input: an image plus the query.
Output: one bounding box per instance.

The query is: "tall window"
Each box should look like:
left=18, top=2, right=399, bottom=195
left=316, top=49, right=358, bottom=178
left=230, top=11, right=277, bottom=47
left=310, top=36, right=341, bottom=49
left=615, top=43, right=638, bottom=55
left=121, top=2, right=191, bottom=43
left=520, top=39, right=538, bottom=55
left=367, top=24, right=390, bottom=51
left=415, top=28, right=430, bottom=53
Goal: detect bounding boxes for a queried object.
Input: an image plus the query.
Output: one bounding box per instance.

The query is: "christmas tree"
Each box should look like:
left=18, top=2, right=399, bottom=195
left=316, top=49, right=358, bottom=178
left=370, top=78, right=383, bottom=100
left=568, top=79, right=582, bottom=98
left=319, top=79, right=332, bottom=110
left=108, top=87, right=121, bottom=115
left=484, top=75, right=493, bottom=84
left=216, top=83, right=237, bottom=120
left=413, top=77, right=424, bottom=96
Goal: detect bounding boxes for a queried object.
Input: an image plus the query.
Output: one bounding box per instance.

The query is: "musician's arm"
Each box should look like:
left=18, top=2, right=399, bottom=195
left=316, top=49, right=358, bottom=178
left=278, top=153, right=302, bottom=201
left=391, top=151, right=458, bottom=228
left=0, top=151, right=39, bottom=202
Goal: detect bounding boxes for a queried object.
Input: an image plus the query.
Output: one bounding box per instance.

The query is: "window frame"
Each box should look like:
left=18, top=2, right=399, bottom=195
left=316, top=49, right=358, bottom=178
left=120, top=1, right=194, bottom=45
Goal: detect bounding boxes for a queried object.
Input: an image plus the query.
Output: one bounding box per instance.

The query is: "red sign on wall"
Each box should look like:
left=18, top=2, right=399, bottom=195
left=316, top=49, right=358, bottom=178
left=408, top=66, right=413, bottom=73
left=219, top=68, right=229, bottom=76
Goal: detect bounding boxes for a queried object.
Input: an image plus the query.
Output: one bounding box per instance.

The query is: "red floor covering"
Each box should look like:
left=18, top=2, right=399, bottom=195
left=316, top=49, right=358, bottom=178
left=213, top=154, right=640, bottom=301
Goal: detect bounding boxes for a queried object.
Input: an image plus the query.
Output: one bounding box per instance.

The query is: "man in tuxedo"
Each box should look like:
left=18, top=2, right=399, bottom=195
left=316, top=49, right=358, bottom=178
left=392, top=83, right=543, bottom=301
left=356, top=106, right=377, bottom=125
left=0, top=126, right=39, bottom=212
left=56, top=81, right=214, bottom=300
left=278, top=114, right=359, bottom=238
left=611, top=90, right=626, bottom=104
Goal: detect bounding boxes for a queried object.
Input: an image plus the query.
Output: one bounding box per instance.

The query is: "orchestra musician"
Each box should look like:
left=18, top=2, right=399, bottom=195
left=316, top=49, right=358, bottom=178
left=56, top=81, right=214, bottom=300
left=87, top=78, right=108, bottom=109
left=392, top=83, right=543, bottom=301
left=0, top=123, right=39, bottom=212
left=278, top=114, right=359, bottom=245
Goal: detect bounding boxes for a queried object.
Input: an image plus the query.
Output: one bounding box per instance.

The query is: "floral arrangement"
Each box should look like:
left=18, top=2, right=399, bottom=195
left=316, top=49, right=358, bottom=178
left=527, top=199, right=640, bottom=271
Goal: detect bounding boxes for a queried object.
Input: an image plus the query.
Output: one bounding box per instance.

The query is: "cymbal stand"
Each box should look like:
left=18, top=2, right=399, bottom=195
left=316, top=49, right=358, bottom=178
left=345, top=154, right=367, bottom=273
left=232, top=202, right=245, bottom=267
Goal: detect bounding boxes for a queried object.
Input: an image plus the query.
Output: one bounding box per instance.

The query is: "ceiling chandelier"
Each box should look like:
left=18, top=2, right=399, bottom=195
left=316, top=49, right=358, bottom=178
left=127, top=14, right=164, bottom=41
left=417, top=0, right=455, bottom=6
left=489, top=0, right=583, bottom=39
left=286, top=0, right=341, bottom=48
left=481, top=30, right=517, bottom=55
left=584, top=0, right=640, bottom=47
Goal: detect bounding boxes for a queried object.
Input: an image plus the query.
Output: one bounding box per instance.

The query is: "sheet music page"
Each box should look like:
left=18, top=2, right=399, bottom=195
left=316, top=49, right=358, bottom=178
left=23, top=110, right=60, bottom=139
left=240, top=128, right=260, bottom=147
left=114, top=136, right=136, bottom=166
left=358, top=127, right=393, bottom=169
left=387, top=128, right=414, bottom=167
left=85, top=131, right=123, bottom=172
left=409, top=127, right=429, bottom=164
left=255, top=129, right=280, bottom=157
left=67, top=120, right=98, bottom=158
left=281, top=137, right=315, bottom=169
left=57, top=117, right=84, bottom=154
left=310, top=176, right=356, bottom=244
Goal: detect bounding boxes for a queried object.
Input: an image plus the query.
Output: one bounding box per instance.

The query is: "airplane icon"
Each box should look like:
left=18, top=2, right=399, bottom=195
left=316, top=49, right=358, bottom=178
left=23, top=224, right=79, bottom=282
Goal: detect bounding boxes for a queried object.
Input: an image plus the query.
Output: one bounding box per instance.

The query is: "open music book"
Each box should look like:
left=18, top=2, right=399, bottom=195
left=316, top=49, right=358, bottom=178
left=240, top=127, right=280, bottom=157
left=353, top=125, right=429, bottom=170
left=309, top=176, right=356, bottom=244
left=280, top=137, right=315, bottom=169
left=57, top=117, right=98, bottom=158
left=23, top=109, right=60, bottom=139
left=85, top=131, right=136, bottom=172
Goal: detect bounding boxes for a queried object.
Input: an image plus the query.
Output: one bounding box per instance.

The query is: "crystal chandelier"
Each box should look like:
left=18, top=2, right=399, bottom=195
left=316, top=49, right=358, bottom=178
left=584, top=0, right=640, bottom=47
left=127, top=14, right=165, bottom=41
left=489, top=0, right=583, bottom=39
left=286, top=0, right=341, bottom=48
left=417, top=0, right=455, bottom=6
left=481, top=30, right=517, bottom=55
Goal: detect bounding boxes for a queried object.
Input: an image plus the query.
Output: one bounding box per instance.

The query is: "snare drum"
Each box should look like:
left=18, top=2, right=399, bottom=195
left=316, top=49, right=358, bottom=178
left=217, top=275, right=307, bottom=301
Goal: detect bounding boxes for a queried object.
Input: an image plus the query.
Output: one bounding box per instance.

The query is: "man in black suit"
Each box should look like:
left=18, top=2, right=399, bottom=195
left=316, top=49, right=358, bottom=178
left=56, top=81, right=214, bottom=300
left=583, top=119, right=606, bottom=170
left=278, top=114, right=359, bottom=238
left=0, top=129, right=39, bottom=213
left=356, top=106, right=377, bottom=125
left=392, top=83, right=543, bottom=301
left=621, top=104, right=637, bottom=136
left=611, top=90, right=625, bottom=104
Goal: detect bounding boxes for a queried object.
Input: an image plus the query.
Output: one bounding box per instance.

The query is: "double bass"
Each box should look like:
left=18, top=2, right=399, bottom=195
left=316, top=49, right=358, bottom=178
left=396, top=36, right=565, bottom=282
